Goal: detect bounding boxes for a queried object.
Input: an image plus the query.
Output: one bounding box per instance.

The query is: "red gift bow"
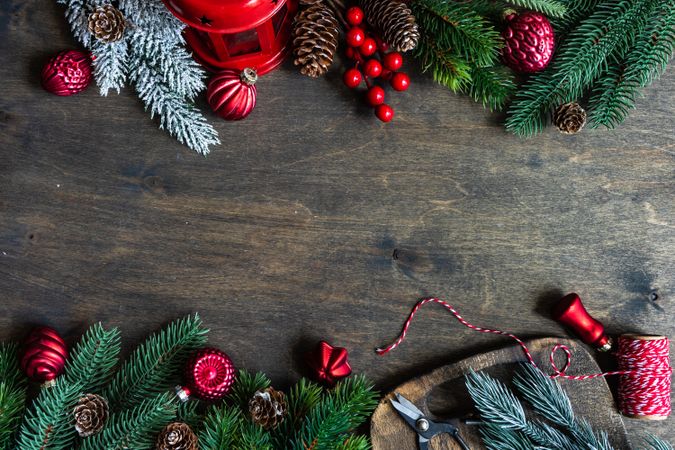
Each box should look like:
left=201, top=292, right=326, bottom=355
left=306, top=341, right=352, bottom=386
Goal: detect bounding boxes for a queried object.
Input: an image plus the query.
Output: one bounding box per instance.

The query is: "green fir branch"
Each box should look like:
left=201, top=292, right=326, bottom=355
left=272, top=378, right=323, bottom=449
left=80, top=391, right=178, bottom=450
left=505, top=0, right=660, bottom=136
left=103, top=314, right=208, bottom=411
left=479, top=422, right=534, bottom=450
left=200, top=404, right=243, bottom=450
left=230, top=371, right=271, bottom=411
left=0, top=343, right=27, bottom=450
left=176, top=400, right=202, bottom=431
left=505, top=0, right=568, bottom=18
left=644, top=434, right=674, bottom=450
left=416, top=37, right=473, bottom=91
left=338, top=435, right=372, bottom=450
left=64, top=323, right=121, bottom=393
left=550, top=0, right=602, bottom=41
left=468, top=64, right=516, bottom=111
left=236, top=419, right=272, bottom=450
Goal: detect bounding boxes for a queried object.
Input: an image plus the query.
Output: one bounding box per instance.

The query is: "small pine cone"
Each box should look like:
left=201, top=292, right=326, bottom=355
left=553, top=102, right=587, bottom=134
left=249, top=387, right=287, bottom=429
left=292, top=2, right=340, bottom=77
left=73, top=394, right=108, bottom=437
left=361, top=0, right=419, bottom=52
left=88, top=4, right=126, bottom=43
left=156, top=422, right=198, bottom=450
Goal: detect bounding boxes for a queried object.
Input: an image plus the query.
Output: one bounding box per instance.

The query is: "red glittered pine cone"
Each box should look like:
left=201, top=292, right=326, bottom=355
left=183, top=348, right=236, bottom=401
left=305, top=341, right=352, bottom=386
left=501, top=11, right=555, bottom=73
left=21, top=326, right=68, bottom=384
left=41, top=50, right=93, bottom=96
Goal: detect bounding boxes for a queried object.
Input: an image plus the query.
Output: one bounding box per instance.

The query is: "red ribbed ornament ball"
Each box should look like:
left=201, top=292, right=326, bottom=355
left=184, top=348, right=236, bottom=401
left=21, top=326, right=68, bottom=383
left=41, top=50, right=93, bottom=96
left=207, top=68, right=258, bottom=121
left=501, top=11, right=555, bottom=73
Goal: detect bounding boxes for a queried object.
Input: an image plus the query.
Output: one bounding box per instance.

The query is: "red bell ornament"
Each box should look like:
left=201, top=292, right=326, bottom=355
left=552, top=293, right=612, bottom=351
left=41, top=50, right=93, bottom=96
left=501, top=11, right=555, bottom=73
left=305, top=341, right=352, bottom=386
left=162, top=0, right=297, bottom=75
left=207, top=68, right=258, bottom=121
left=21, top=326, right=68, bottom=384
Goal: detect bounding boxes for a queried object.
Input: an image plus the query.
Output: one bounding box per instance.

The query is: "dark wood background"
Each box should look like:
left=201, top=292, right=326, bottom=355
left=1, top=0, right=673, bottom=447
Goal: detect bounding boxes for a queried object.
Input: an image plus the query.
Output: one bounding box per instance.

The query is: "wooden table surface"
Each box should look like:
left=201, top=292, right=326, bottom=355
left=1, top=1, right=674, bottom=447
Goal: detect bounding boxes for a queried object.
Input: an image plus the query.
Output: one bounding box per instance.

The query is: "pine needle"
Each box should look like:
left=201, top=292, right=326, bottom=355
left=506, top=0, right=568, bottom=18
left=200, top=404, right=243, bottom=450
left=0, top=343, right=27, bottom=450
left=230, top=371, right=271, bottom=411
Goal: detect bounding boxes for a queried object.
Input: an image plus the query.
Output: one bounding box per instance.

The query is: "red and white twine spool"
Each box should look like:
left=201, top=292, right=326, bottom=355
left=376, top=298, right=672, bottom=419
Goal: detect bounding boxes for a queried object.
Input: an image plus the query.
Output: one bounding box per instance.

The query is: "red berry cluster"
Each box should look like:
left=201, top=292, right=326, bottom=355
left=342, top=6, right=410, bottom=123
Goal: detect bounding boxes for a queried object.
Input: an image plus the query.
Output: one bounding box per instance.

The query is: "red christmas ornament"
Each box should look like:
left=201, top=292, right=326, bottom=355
left=382, top=52, right=403, bottom=71
left=343, top=68, right=363, bottom=88
left=346, top=27, right=366, bottom=48
left=552, top=293, right=612, bottom=351
left=182, top=348, right=236, bottom=401
left=346, top=6, right=364, bottom=26
left=375, top=104, right=394, bottom=122
left=390, top=72, right=410, bottom=91
left=363, top=59, right=382, bottom=78
left=305, top=341, right=352, bottom=386
left=366, top=86, right=385, bottom=106
left=41, top=50, right=93, bottom=96
left=501, top=11, right=555, bottom=73
left=21, top=327, right=68, bottom=384
left=207, top=68, right=258, bottom=121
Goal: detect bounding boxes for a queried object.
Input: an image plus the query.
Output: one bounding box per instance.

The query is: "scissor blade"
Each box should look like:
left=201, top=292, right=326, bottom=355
left=390, top=397, right=422, bottom=430
left=394, top=392, right=425, bottom=416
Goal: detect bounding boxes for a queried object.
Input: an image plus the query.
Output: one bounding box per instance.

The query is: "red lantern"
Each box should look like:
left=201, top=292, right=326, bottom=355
left=162, top=0, right=298, bottom=75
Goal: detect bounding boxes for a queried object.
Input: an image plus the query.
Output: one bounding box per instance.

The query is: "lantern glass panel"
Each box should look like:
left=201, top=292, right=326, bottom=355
left=272, top=3, right=288, bottom=36
left=225, top=29, right=262, bottom=56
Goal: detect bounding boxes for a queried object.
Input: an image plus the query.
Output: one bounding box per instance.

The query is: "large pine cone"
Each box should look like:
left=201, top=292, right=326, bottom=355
left=292, top=2, right=340, bottom=77
left=88, top=4, right=126, bottom=43
left=73, top=394, right=108, bottom=437
left=156, top=422, right=198, bottom=450
left=360, top=0, right=419, bottom=52
left=553, top=102, right=587, bottom=134
left=249, top=387, right=287, bottom=429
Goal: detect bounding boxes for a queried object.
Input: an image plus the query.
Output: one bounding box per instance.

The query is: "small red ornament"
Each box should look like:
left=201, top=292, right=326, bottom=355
left=305, top=341, right=352, bottom=386
left=343, top=68, right=363, bottom=88
left=375, top=104, right=394, bottom=122
left=390, top=72, right=410, bottom=91
left=182, top=348, right=236, bottom=401
left=21, top=327, right=68, bottom=384
left=41, top=50, right=93, bottom=96
left=346, top=27, right=366, bottom=48
left=346, top=7, right=364, bottom=26
left=207, top=68, right=258, bottom=121
left=382, top=52, right=403, bottom=71
left=366, top=86, right=385, bottom=106
left=552, top=293, right=612, bottom=351
left=363, top=59, right=382, bottom=78
left=360, top=38, right=377, bottom=57
left=501, top=11, right=555, bottom=73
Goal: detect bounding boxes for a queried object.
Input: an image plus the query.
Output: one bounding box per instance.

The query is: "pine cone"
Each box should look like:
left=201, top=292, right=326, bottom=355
left=292, top=2, right=340, bottom=77
left=73, top=394, right=108, bottom=437
left=249, top=387, right=287, bottom=429
left=361, top=0, right=419, bottom=52
left=553, top=102, right=587, bottom=134
left=156, top=422, right=198, bottom=450
left=88, top=4, right=126, bottom=43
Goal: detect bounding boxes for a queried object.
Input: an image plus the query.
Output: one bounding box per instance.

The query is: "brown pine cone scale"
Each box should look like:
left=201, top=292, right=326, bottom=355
left=156, top=422, right=198, bottom=450
left=553, top=102, right=587, bottom=134
left=249, top=387, right=287, bottom=429
left=73, top=393, right=108, bottom=437
left=293, top=2, right=340, bottom=77
left=88, top=4, right=126, bottom=43
left=360, top=0, right=419, bottom=52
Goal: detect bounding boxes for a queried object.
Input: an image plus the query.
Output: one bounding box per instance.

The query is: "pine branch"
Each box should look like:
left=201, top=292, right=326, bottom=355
left=56, top=0, right=95, bottom=45
left=505, top=0, right=660, bottom=136
left=338, top=435, right=372, bottom=450
left=236, top=419, right=272, bottom=450
left=505, top=0, right=568, bottom=18
left=64, top=323, right=121, bottom=393
left=176, top=400, right=202, bottom=431
left=0, top=343, right=27, bottom=450
left=550, top=0, right=601, bottom=41
left=230, top=371, right=271, bottom=411
left=79, top=391, right=178, bottom=450
left=103, top=314, right=208, bottom=411
left=92, top=40, right=129, bottom=95
left=415, top=36, right=473, bottom=92
left=479, top=422, right=534, bottom=450
left=272, top=378, right=323, bottom=449
left=468, top=64, right=516, bottom=111
left=644, top=434, right=674, bottom=450
left=200, top=404, right=243, bottom=450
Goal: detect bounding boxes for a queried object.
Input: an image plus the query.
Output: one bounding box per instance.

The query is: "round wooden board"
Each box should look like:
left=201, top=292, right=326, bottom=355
left=370, top=338, right=629, bottom=449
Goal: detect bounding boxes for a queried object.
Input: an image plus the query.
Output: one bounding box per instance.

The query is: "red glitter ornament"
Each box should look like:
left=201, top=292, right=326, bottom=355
left=305, top=341, right=352, bottom=386
left=21, top=326, right=68, bottom=384
left=501, top=11, right=555, bottom=73
left=552, top=293, right=612, bottom=351
left=207, top=68, right=258, bottom=121
left=182, top=348, right=236, bottom=401
left=41, top=50, right=93, bottom=96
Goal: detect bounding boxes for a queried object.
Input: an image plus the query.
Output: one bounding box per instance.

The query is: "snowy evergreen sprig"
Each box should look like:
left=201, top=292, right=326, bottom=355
left=56, top=0, right=220, bottom=154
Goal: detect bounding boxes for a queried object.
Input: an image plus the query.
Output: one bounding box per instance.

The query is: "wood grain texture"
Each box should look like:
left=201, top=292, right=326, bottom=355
left=0, top=0, right=673, bottom=447
left=371, top=339, right=629, bottom=449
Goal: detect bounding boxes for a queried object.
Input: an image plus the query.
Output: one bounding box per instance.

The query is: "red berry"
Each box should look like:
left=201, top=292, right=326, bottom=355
left=380, top=69, right=393, bottom=81
left=390, top=72, right=410, bottom=91
left=345, top=47, right=356, bottom=60
left=346, top=7, right=364, bottom=26
left=360, top=38, right=377, bottom=57
left=383, top=52, right=403, bottom=71
left=375, top=36, right=389, bottom=52
left=364, top=59, right=383, bottom=78
left=375, top=104, right=394, bottom=122
left=343, top=68, right=362, bottom=88
left=366, top=86, right=385, bottom=106
left=346, top=27, right=365, bottom=48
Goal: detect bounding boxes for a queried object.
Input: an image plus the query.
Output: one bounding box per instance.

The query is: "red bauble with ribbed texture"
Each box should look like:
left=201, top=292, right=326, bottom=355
left=207, top=68, right=258, bottom=121
left=21, top=327, right=68, bottom=383
left=501, top=11, right=555, bottom=73
left=41, top=50, right=93, bottom=96
left=184, top=348, right=236, bottom=400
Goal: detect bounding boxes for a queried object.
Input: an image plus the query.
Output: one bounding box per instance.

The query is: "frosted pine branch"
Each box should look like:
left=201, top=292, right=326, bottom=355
left=92, top=39, right=128, bottom=95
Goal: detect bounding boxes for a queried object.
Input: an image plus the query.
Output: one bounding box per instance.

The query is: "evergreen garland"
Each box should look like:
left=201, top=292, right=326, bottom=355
left=56, top=0, right=220, bottom=154
left=0, top=343, right=27, bottom=450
